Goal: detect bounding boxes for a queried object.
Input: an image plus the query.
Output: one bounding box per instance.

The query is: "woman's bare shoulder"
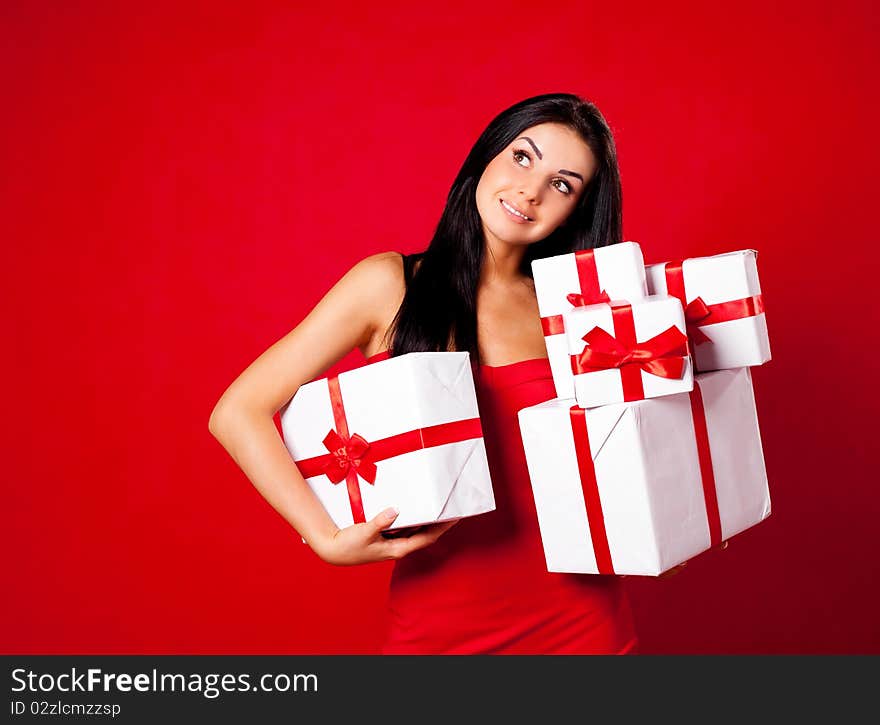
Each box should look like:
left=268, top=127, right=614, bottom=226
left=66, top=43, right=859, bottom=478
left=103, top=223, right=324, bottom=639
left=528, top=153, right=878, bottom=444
left=209, top=252, right=408, bottom=418
left=344, top=252, right=407, bottom=355
left=348, top=251, right=406, bottom=287
left=345, top=252, right=407, bottom=311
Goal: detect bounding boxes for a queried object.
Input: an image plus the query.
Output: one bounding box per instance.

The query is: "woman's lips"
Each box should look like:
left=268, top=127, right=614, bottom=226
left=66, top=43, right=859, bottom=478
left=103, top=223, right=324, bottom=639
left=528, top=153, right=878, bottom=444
left=500, top=198, right=533, bottom=223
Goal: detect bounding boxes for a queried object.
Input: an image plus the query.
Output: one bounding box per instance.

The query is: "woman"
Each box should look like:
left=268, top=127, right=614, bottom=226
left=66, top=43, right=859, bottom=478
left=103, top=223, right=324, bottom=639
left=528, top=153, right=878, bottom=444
left=209, top=92, right=639, bottom=654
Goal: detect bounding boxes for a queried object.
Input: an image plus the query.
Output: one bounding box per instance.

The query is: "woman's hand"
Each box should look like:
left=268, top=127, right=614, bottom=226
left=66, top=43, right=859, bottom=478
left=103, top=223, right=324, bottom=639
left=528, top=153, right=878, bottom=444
left=209, top=254, right=417, bottom=563
left=311, top=508, right=460, bottom=566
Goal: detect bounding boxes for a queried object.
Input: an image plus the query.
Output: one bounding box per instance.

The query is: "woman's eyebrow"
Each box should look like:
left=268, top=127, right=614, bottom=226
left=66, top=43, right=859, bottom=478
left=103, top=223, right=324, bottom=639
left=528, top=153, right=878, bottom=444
left=516, top=136, right=543, bottom=159
left=516, top=137, right=583, bottom=181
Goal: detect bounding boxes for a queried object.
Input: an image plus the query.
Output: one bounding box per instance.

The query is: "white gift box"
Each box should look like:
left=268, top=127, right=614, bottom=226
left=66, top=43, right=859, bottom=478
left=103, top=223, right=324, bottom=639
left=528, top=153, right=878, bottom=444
left=518, top=367, right=771, bottom=576
left=280, top=352, right=496, bottom=530
left=645, top=249, right=771, bottom=372
left=564, top=295, right=693, bottom=408
left=532, top=242, right=648, bottom=400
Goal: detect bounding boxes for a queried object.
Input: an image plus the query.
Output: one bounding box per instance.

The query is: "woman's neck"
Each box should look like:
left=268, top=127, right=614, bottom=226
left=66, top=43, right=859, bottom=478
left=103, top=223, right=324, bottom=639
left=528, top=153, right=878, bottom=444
left=479, top=236, right=528, bottom=286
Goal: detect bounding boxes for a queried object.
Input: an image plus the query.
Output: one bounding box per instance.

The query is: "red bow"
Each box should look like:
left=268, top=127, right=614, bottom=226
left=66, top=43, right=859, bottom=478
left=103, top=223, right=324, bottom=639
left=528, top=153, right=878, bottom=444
left=540, top=250, right=609, bottom=337
left=683, top=297, right=713, bottom=345
left=566, top=289, right=611, bottom=308
left=320, top=430, right=378, bottom=485
left=572, top=325, right=690, bottom=379
left=663, top=260, right=765, bottom=348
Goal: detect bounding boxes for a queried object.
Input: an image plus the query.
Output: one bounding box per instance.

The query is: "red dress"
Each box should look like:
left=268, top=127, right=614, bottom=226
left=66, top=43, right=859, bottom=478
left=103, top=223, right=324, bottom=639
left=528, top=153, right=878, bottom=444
left=366, top=349, right=639, bottom=655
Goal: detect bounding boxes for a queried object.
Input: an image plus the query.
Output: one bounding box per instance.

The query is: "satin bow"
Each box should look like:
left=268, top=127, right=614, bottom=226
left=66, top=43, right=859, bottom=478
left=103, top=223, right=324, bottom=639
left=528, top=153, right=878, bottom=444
left=573, top=325, right=690, bottom=379
left=320, top=430, right=378, bottom=484
left=683, top=297, right=713, bottom=345
left=566, top=289, right=611, bottom=307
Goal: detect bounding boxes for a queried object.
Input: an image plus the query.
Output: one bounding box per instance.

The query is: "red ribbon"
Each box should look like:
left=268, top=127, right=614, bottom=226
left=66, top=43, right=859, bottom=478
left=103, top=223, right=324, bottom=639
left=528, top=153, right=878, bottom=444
left=569, top=303, right=690, bottom=402
left=566, top=290, right=611, bottom=308
left=319, top=430, right=378, bottom=484
left=293, top=374, right=484, bottom=524
left=682, top=298, right=713, bottom=345
left=569, top=406, right=615, bottom=574
left=688, top=379, right=723, bottom=547
left=567, top=380, right=723, bottom=575
left=664, top=260, right=765, bottom=345
left=540, top=250, right=610, bottom=336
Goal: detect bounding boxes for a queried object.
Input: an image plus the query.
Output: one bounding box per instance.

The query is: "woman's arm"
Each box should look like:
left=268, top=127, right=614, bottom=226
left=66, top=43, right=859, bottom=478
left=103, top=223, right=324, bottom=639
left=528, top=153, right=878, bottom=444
left=208, top=252, right=458, bottom=565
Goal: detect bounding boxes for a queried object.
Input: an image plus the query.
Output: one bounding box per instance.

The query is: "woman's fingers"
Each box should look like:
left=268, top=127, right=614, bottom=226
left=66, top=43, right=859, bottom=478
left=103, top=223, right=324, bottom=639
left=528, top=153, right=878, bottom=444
left=367, top=507, right=400, bottom=536
left=322, top=511, right=460, bottom=566
left=381, top=525, right=426, bottom=539
left=381, top=519, right=460, bottom=559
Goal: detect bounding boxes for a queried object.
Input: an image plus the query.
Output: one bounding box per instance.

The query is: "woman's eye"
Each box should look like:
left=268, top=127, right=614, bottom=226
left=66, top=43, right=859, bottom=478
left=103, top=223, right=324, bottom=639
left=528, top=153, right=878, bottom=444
left=553, top=179, right=572, bottom=195
left=512, top=149, right=531, bottom=167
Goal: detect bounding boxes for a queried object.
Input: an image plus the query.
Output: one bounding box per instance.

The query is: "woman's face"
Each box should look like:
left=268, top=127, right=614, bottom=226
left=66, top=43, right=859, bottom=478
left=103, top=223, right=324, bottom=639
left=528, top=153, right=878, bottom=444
left=475, top=122, right=597, bottom=248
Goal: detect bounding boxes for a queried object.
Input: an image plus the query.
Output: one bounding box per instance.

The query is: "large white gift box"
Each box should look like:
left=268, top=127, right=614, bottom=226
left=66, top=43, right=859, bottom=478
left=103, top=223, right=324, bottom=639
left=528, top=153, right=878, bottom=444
left=518, top=367, right=771, bottom=576
left=532, top=241, right=648, bottom=400
left=564, top=295, right=693, bottom=408
left=645, top=249, right=771, bottom=372
left=280, top=352, right=496, bottom=530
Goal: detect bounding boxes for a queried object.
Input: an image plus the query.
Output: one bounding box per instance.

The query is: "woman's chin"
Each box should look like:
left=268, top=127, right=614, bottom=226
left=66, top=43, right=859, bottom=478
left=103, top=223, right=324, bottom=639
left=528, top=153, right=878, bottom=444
left=482, top=223, right=541, bottom=248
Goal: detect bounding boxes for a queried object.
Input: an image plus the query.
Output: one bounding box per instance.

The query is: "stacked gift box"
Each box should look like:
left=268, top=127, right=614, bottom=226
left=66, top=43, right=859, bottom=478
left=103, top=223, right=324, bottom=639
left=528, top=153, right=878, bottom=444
left=277, top=243, right=772, bottom=572
left=520, top=244, right=772, bottom=575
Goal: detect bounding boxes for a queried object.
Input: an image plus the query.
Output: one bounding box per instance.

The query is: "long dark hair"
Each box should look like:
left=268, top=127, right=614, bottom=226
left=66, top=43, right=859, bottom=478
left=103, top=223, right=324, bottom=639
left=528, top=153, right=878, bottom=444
left=389, top=92, right=622, bottom=363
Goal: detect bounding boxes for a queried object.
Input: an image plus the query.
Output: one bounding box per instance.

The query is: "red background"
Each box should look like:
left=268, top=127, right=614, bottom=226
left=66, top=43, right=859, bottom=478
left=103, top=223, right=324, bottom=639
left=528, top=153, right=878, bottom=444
left=4, top=1, right=878, bottom=654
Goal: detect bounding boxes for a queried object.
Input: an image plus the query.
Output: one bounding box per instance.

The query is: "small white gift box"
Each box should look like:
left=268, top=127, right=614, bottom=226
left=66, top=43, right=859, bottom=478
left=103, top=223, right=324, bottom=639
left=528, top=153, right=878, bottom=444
left=532, top=241, right=648, bottom=400
left=564, top=295, right=693, bottom=408
left=645, top=249, right=771, bottom=372
left=518, top=367, right=771, bottom=576
left=280, top=352, right=496, bottom=529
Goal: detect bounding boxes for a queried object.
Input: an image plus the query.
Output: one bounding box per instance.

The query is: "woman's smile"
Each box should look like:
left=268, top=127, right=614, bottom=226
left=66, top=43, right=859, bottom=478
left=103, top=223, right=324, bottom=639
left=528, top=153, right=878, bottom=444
left=500, top=198, right=534, bottom=223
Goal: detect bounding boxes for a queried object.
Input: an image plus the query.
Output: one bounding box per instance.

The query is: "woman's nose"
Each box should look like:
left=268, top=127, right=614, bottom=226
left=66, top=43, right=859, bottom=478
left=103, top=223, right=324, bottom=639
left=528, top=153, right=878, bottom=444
left=518, top=184, right=541, bottom=204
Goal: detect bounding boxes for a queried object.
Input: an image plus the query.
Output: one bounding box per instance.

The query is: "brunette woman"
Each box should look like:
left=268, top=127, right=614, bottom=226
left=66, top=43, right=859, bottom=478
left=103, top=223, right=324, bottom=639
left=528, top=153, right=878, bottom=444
left=210, top=93, right=639, bottom=654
